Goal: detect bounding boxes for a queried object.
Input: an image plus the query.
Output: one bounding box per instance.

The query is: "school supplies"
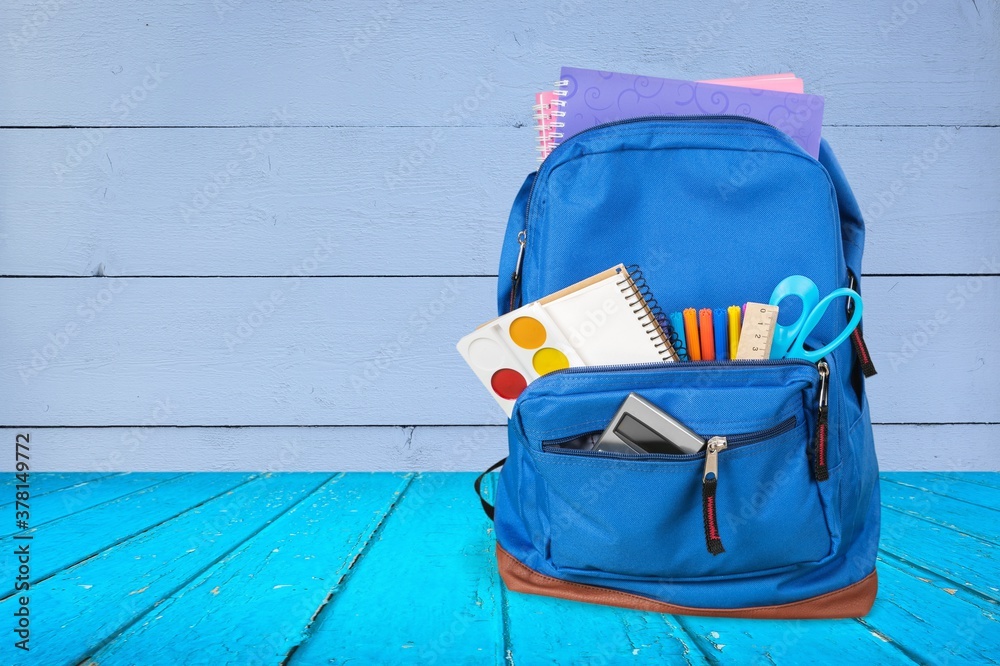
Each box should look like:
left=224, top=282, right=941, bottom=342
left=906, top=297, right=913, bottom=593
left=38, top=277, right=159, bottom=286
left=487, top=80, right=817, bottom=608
left=458, top=264, right=676, bottom=415
left=533, top=91, right=561, bottom=163
left=534, top=72, right=808, bottom=161
left=710, top=72, right=804, bottom=94
left=768, top=275, right=864, bottom=361
left=596, top=393, right=706, bottom=455
left=668, top=310, right=689, bottom=361
left=735, top=303, right=779, bottom=359
left=556, top=66, right=824, bottom=157
left=698, top=309, right=716, bottom=361
left=480, top=87, right=882, bottom=619
left=682, top=308, right=701, bottom=360
left=727, top=306, right=742, bottom=360
left=713, top=309, right=728, bottom=361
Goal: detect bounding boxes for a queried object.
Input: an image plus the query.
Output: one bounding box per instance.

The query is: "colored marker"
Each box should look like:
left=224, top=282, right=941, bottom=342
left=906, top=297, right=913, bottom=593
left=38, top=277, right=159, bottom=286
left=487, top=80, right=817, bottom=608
left=699, top=308, right=715, bottom=361
left=714, top=308, right=728, bottom=361
left=727, top=306, right=742, bottom=360
left=683, top=308, right=701, bottom=361
left=668, top=311, right=689, bottom=361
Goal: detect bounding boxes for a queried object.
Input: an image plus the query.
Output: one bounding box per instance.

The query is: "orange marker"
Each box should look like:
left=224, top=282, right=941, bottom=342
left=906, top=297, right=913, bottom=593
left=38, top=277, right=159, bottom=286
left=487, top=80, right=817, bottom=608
left=682, top=308, right=701, bottom=361
left=699, top=308, right=715, bottom=361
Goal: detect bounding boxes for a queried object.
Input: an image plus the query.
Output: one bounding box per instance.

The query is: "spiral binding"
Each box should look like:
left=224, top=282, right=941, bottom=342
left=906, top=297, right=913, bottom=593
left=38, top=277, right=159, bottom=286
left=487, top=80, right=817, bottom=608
left=617, top=265, right=682, bottom=362
left=534, top=82, right=569, bottom=163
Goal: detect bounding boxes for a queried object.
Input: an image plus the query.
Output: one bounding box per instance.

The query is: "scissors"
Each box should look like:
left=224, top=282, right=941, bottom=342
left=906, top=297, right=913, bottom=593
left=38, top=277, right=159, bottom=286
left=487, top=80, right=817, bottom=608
left=768, top=275, right=863, bottom=362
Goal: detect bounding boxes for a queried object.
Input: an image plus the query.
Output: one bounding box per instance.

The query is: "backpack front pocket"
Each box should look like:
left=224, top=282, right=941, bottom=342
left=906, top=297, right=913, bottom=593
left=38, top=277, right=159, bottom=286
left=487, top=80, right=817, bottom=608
left=510, top=360, right=835, bottom=581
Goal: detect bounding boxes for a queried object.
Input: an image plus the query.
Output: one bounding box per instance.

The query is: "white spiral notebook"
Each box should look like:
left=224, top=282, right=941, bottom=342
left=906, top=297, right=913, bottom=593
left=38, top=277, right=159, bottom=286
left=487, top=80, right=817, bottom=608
left=457, top=264, right=677, bottom=416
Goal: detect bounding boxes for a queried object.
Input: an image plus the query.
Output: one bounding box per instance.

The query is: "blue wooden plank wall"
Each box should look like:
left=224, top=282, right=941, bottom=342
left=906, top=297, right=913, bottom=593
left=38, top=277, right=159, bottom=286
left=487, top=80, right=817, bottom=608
left=0, top=1, right=997, bottom=471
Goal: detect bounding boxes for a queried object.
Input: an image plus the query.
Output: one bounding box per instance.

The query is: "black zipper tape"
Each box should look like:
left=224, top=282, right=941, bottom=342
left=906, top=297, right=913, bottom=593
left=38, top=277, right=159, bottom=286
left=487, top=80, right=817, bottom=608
left=702, top=476, right=725, bottom=555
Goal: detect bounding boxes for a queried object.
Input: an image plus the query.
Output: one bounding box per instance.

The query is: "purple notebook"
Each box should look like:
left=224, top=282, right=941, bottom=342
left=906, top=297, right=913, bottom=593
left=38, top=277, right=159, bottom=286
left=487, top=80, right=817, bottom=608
left=558, top=66, right=824, bottom=157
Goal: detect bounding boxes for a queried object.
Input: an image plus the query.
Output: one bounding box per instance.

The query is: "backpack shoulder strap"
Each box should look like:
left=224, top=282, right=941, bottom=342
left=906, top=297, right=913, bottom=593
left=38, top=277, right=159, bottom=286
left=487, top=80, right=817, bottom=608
left=473, top=457, right=506, bottom=520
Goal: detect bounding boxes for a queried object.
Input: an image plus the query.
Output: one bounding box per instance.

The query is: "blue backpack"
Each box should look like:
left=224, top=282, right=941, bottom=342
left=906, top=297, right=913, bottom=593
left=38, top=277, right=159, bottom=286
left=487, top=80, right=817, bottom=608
left=475, top=116, right=880, bottom=618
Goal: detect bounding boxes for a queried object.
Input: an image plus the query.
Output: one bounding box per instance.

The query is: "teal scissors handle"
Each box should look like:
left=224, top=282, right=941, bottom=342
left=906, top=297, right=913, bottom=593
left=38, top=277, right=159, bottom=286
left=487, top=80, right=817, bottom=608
left=769, top=275, right=819, bottom=359
left=786, top=288, right=863, bottom=361
left=769, top=275, right=864, bottom=362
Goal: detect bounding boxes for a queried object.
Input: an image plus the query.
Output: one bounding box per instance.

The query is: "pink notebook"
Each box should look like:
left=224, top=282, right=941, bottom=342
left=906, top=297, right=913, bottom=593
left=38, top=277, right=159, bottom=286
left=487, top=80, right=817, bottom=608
left=534, top=72, right=814, bottom=161
left=534, top=91, right=561, bottom=162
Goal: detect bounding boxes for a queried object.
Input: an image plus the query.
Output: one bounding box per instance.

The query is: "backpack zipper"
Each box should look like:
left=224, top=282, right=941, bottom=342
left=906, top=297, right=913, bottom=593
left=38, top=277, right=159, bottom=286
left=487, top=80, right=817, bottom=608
left=847, top=270, right=877, bottom=377
left=812, top=359, right=831, bottom=481
left=512, top=115, right=800, bottom=311
left=540, top=413, right=798, bottom=460
left=541, top=414, right=799, bottom=557
left=702, top=436, right=728, bottom=555
left=518, top=357, right=816, bottom=406
left=509, top=229, right=527, bottom=311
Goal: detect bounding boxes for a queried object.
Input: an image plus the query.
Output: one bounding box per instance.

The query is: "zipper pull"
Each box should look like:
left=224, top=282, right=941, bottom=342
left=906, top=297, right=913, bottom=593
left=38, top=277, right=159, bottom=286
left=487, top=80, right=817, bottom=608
left=508, top=230, right=527, bottom=312
left=702, top=436, right=727, bottom=555
left=812, top=360, right=830, bottom=481
left=847, top=272, right=877, bottom=377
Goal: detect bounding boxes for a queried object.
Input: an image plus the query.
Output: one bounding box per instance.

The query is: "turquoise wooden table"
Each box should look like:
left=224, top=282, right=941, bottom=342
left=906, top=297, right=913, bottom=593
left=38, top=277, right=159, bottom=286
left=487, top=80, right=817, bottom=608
left=2, top=472, right=998, bottom=665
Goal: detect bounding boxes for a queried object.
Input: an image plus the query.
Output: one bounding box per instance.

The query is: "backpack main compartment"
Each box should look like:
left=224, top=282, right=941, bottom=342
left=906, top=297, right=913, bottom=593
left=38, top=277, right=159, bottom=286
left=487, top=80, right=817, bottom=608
left=491, top=117, right=880, bottom=617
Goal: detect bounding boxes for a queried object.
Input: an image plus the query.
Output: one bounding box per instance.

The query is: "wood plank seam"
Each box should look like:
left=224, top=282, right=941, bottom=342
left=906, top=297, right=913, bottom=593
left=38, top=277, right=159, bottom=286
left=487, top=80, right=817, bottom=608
left=672, top=615, right=740, bottom=665
left=929, top=472, right=1000, bottom=490
left=281, top=474, right=415, bottom=665
left=880, top=503, right=1000, bottom=547
left=489, top=474, right=515, bottom=666
left=853, top=618, right=924, bottom=665
left=2, top=472, right=192, bottom=533
left=881, top=477, right=999, bottom=513
left=0, top=473, right=262, bottom=602
left=0, top=472, right=122, bottom=505
left=76, top=473, right=340, bottom=664
left=860, top=554, right=1000, bottom=664
left=877, top=549, right=999, bottom=607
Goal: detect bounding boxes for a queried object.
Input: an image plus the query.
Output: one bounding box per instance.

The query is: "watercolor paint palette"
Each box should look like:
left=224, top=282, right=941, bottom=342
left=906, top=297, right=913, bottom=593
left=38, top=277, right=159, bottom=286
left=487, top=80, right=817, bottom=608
left=458, top=265, right=676, bottom=416
left=459, top=302, right=585, bottom=410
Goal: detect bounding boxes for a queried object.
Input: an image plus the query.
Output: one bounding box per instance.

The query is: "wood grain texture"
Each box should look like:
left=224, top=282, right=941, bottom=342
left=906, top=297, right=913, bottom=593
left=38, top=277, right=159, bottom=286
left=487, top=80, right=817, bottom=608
left=87, top=473, right=411, bottom=666
left=0, top=473, right=255, bottom=595
left=0, top=126, right=995, bottom=277
left=2, top=473, right=329, bottom=665
left=864, top=556, right=1000, bottom=665
left=0, top=471, right=116, bottom=492
left=3, top=472, right=998, bottom=665
left=1, top=1, right=998, bottom=126
left=673, top=607, right=914, bottom=665
left=0, top=276, right=996, bottom=427
left=0, top=471, right=187, bottom=537
left=883, top=472, right=1000, bottom=516
left=1, top=424, right=996, bottom=473
left=879, top=479, right=1000, bottom=602
left=288, top=473, right=505, bottom=664
left=881, top=478, right=1000, bottom=545
left=504, top=586, right=709, bottom=664
left=1, top=0, right=998, bottom=472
